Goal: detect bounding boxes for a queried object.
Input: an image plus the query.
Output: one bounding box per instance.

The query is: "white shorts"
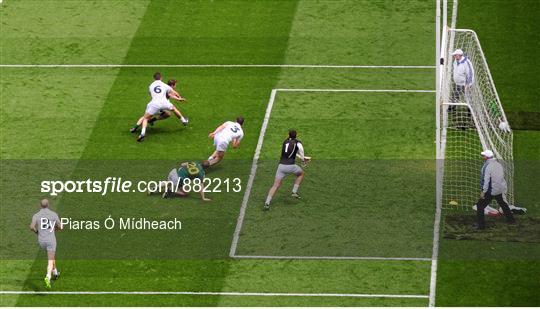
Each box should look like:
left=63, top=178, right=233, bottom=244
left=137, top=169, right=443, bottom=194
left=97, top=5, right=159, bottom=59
left=39, top=240, right=56, bottom=252
left=145, top=100, right=174, bottom=116
left=214, top=137, right=230, bottom=152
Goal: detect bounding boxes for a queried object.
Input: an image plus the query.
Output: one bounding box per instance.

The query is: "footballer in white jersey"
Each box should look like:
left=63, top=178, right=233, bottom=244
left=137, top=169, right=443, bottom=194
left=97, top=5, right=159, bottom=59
left=145, top=79, right=189, bottom=127
left=148, top=79, right=171, bottom=102
left=207, top=117, right=245, bottom=166
left=130, top=72, right=187, bottom=142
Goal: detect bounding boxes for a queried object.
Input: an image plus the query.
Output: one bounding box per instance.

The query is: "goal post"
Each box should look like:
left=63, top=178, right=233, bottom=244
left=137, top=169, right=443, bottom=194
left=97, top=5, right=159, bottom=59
left=438, top=28, right=514, bottom=210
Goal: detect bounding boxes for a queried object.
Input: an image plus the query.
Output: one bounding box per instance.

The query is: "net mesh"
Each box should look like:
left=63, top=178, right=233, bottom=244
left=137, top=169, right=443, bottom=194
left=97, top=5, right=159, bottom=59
left=439, top=28, right=514, bottom=210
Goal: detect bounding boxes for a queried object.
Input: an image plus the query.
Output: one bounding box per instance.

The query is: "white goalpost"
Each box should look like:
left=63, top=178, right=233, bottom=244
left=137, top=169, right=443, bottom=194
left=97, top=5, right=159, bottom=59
left=438, top=28, right=515, bottom=210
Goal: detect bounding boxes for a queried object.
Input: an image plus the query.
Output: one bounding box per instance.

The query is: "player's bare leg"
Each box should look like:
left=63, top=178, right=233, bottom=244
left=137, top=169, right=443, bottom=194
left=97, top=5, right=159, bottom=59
left=208, top=151, right=224, bottom=166
left=137, top=114, right=153, bottom=142
left=51, top=257, right=59, bottom=279
left=44, top=251, right=55, bottom=288
left=291, top=171, right=305, bottom=198
left=174, top=188, right=188, bottom=197
left=171, top=106, right=189, bottom=125
left=162, top=184, right=188, bottom=199
left=264, top=178, right=283, bottom=210
left=152, top=180, right=170, bottom=196
left=207, top=151, right=218, bottom=164
left=149, top=111, right=171, bottom=126
left=130, top=116, right=146, bottom=133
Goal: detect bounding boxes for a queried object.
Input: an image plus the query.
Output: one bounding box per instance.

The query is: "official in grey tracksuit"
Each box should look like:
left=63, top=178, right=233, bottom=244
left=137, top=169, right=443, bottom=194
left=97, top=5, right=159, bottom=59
left=475, top=150, right=515, bottom=229
left=30, top=199, right=62, bottom=288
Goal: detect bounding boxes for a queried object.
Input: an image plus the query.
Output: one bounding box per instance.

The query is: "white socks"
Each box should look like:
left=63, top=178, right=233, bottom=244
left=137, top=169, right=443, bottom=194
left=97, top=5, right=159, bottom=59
left=292, top=184, right=300, bottom=194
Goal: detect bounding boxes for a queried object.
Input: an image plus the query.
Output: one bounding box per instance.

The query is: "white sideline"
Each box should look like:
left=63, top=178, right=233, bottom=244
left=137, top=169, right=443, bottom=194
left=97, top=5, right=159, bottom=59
left=0, top=291, right=428, bottom=298
left=233, top=255, right=431, bottom=261
left=429, top=0, right=459, bottom=307
left=229, top=88, right=436, bottom=259
left=0, top=64, right=435, bottom=69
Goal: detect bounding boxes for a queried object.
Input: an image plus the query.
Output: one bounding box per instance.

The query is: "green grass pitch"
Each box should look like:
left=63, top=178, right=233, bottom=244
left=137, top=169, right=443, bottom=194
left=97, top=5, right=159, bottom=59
left=1, top=0, right=538, bottom=306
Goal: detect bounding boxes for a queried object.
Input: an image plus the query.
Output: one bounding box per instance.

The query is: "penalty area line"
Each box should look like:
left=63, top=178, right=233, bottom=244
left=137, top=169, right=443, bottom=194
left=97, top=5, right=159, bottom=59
left=0, top=291, right=429, bottom=299
left=232, top=255, right=431, bottom=261
left=229, top=87, right=435, bottom=257
left=275, top=88, right=436, bottom=93
left=0, top=64, right=435, bottom=69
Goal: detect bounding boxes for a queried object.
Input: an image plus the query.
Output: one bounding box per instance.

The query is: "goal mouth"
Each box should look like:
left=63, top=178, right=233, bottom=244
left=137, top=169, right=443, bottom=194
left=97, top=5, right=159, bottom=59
left=438, top=28, right=515, bottom=211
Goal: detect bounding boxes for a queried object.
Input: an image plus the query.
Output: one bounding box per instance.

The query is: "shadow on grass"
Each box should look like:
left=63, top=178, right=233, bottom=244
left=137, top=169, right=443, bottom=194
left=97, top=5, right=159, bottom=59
left=444, top=214, right=540, bottom=243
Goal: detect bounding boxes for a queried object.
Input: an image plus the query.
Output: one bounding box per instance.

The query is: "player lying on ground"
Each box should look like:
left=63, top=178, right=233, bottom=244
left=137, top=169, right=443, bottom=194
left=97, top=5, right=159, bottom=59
left=153, top=160, right=211, bottom=201
left=264, top=129, right=311, bottom=211
left=207, top=117, right=244, bottom=166
left=130, top=72, right=187, bottom=142
left=29, top=199, right=62, bottom=289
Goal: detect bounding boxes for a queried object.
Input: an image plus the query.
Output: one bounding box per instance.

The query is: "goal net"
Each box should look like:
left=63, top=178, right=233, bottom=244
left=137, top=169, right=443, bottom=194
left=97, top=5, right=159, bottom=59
left=439, top=28, right=514, bottom=210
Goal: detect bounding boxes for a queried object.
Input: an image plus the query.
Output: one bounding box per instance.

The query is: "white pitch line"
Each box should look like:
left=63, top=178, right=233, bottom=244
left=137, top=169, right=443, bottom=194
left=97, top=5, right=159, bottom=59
left=0, top=64, right=435, bottom=69
left=430, top=0, right=459, bottom=305
left=0, top=291, right=429, bottom=299
left=229, top=89, right=277, bottom=257
left=275, top=88, right=436, bottom=93
left=233, top=255, right=431, bottom=261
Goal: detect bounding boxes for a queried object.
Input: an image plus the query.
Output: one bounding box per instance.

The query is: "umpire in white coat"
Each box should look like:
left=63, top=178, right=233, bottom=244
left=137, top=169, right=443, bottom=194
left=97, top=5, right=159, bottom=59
left=452, top=48, right=475, bottom=102
left=475, top=150, right=515, bottom=229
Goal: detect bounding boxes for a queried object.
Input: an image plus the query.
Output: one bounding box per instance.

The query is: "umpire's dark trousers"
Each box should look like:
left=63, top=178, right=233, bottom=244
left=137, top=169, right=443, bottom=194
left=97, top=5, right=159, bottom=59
left=452, top=84, right=466, bottom=103
left=476, top=192, right=515, bottom=229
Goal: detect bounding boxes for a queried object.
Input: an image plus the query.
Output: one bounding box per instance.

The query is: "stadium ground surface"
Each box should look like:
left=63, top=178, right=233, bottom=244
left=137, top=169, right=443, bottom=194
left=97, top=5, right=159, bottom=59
left=0, top=0, right=538, bottom=307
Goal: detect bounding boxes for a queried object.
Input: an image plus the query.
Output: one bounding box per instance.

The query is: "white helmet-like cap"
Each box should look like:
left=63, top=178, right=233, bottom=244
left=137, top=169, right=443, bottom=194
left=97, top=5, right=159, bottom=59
left=481, top=150, right=494, bottom=158
left=452, top=49, right=464, bottom=55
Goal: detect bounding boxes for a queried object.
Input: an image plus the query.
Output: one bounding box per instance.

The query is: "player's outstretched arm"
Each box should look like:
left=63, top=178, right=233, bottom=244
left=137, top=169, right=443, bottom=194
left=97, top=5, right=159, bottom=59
left=209, top=123, right=226, bottom=138
left=295, top=143, right=310, bottom=162
left=200, top=180, right=211, bottom=201
left=168, top=89, right=185, bottom=101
